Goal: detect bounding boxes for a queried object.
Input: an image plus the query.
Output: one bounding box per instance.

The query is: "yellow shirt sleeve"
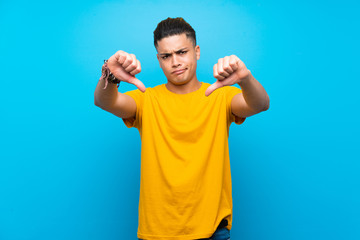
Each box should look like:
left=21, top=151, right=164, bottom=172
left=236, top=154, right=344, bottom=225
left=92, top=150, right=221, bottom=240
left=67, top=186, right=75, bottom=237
left=121, top=89, right=144, bottom=129
left=226, top=86, right=246, bottom=125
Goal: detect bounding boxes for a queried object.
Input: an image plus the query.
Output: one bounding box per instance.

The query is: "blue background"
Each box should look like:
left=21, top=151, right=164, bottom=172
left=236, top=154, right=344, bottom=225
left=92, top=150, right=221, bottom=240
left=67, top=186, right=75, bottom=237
left=1, top=0, right=359, bottom=239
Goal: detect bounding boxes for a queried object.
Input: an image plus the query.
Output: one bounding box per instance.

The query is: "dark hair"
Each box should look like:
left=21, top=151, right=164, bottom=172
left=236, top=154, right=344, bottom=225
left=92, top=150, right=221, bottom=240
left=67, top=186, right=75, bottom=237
left=153, top=17, right=196, bottom=48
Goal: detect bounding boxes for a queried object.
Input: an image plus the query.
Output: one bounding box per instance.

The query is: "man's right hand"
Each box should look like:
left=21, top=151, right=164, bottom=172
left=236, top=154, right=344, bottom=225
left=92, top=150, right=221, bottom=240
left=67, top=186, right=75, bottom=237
left=107, top=50, right=146, bottom=92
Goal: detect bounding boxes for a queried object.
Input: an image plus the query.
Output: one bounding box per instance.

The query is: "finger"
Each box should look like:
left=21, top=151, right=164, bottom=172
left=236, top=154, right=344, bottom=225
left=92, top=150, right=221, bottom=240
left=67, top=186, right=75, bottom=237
left=237, top=59, right=246, bottom=71
left=116, top=51, right=126, bottom=65
left=128, top=76, right=146, bottom=92
left=130, top=60, right=141, bottom=75
left=125, top=54, right=138, bottom=73
left=235, top=55, right=245, bottom=70
left=122, top=53, right=133, bottom=69
left=223, top=56, right=233, bottom=75
left=229, top=55, right=239, bottom=71
left=213, top=63, right=225, bottom=80
left=205, top=80, right=223, bottom=97
left=217, top=58, right=230, bottom=78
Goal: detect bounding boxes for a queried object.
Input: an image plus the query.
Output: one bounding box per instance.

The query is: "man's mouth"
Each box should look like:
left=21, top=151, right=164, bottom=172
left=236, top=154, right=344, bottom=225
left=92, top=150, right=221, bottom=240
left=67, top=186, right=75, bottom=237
left=172, top=68, right=187, bottom=75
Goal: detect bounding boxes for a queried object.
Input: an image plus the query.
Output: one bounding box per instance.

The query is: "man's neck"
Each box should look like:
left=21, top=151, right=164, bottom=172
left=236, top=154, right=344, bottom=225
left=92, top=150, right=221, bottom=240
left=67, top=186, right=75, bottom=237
left=165, top=79, right=202, bottom=94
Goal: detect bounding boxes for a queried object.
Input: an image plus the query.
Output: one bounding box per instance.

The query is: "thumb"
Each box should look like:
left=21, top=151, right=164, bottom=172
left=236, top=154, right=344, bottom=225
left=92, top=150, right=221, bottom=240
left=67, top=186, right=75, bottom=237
left=205, top=80, right=223, bottom=97
left=128, top=76, right=146, bottom=92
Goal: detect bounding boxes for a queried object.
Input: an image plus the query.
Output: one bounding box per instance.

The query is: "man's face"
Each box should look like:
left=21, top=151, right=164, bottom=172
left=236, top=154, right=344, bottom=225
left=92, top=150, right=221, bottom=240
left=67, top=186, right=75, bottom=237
left=156, top=33, right=200, bottom=86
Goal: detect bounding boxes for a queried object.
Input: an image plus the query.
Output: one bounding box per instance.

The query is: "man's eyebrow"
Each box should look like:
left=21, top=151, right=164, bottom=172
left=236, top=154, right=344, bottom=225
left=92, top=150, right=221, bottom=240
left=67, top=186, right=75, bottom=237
left=158, top=48, right=188, bottom=56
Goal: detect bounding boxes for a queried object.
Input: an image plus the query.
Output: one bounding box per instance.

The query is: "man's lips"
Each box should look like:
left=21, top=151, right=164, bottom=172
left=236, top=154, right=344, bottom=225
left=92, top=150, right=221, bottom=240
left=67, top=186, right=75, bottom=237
left=172, top=68, right=187, bottom=75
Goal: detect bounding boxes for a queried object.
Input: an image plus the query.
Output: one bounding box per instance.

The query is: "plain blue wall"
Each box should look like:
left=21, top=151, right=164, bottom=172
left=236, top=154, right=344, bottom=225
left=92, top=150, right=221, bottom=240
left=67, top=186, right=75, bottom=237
left=1, top=0, right=359, bottom=239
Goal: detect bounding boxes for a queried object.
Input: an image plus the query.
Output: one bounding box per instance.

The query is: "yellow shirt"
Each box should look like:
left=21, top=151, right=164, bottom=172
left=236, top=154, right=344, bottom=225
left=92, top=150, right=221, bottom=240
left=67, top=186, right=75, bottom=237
left=122, top=82, right=245, bottom=240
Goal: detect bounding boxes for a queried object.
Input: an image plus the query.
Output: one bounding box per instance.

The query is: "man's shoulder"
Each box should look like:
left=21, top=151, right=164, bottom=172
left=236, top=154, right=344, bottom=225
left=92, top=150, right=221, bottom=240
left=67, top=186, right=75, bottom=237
left=152, top=84, right=164, bottom=92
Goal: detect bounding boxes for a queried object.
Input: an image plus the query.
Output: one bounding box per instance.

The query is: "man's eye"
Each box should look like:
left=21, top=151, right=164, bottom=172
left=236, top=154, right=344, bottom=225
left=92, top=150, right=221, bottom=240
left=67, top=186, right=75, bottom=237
left=180, top=51, right=187, bottom=54
left=162, top=56, right=168, bottom=60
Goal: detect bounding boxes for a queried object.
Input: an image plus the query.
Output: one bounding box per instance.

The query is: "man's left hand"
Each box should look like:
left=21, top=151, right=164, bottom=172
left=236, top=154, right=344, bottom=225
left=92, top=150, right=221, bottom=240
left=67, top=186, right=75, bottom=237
left=205, top=55, right=250, bottom=96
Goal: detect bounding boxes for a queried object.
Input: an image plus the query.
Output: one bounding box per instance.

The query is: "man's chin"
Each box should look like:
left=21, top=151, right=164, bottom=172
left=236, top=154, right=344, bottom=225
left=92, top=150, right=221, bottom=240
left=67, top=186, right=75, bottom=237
left=167, top=78, right=190, bottom=86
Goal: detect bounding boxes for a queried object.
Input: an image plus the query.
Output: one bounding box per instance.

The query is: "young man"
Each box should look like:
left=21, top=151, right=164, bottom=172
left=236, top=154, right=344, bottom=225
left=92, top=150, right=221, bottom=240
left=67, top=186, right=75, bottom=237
left=94, top=17, right=269, bottom=240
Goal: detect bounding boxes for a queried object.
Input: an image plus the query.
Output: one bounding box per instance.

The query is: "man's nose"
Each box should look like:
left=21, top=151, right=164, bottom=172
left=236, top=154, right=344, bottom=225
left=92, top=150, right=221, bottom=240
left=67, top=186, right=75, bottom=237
left=171, top=55, right=180, bottom=67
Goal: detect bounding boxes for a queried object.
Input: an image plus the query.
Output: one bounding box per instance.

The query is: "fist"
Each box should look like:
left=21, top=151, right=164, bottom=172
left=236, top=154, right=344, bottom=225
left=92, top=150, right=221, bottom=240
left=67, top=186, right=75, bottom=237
left=107, top=50, right=146, bottom=92
left=205, top=55, right=250, bottom=96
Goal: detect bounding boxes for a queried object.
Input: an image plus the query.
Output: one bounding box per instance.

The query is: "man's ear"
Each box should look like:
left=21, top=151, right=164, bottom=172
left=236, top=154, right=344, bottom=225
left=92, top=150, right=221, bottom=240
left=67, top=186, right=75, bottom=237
left=195, top=45, right=200, bottom=60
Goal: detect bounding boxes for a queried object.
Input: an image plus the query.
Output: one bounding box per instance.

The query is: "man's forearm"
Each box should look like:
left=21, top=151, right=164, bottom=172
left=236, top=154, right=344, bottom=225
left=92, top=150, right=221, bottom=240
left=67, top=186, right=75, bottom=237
left=94, top=78, right=119, bottom=108
left=237, top=73, right=270, bottom=112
